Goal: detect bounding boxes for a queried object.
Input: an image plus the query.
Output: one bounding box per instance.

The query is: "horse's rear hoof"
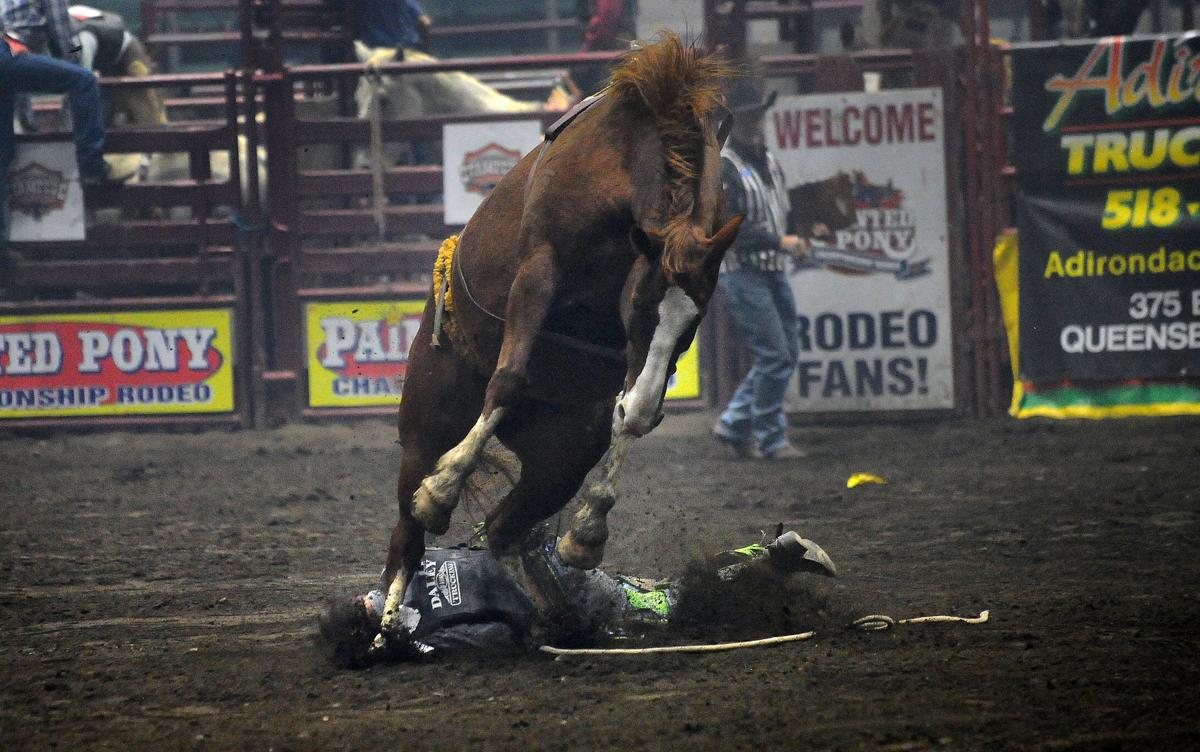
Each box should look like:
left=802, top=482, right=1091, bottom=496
left=412, top=483, right=453, bottom=535
left=556, top=531, right=605, bottom=570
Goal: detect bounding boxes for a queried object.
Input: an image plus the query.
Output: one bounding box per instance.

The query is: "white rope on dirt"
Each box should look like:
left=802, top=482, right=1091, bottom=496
left=852, top=610, right=990, bottom=632
left=539, top=630, right=816, bottom=656
left=540, top=610, right=989, bottom=656
left=900, top=610, right=990, bottom=625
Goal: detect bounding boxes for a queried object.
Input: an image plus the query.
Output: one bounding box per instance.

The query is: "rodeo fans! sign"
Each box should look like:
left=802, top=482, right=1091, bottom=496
left=1006, top=33, right=1200, bottom=417
left=768, top=88, right=954, bottom=411
left=0, top=309, right=235, bottom=418
left=305, top=300, right=701, bottom=409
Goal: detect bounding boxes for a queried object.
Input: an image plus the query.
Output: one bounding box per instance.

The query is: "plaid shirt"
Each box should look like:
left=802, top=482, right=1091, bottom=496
left=1, top=0, right=78, bottom=62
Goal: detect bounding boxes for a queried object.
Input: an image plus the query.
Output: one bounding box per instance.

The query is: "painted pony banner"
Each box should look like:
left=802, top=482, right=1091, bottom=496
left=1008, top=33, right=1200, bottom=417
left=768, top=88, right=954, bottom=411
left=0, top=309, right=235, bottom=418
left=307, top=297, right=700, bottom=407
left=306, top=300, right=427, bottom=408
left=305, top=299, right=701, bottom=409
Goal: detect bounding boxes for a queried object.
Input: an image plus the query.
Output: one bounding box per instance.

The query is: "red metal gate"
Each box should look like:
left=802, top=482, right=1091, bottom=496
left=253, top=52, right=622, bottom=421
left=1, top=71, right=253, bottom=429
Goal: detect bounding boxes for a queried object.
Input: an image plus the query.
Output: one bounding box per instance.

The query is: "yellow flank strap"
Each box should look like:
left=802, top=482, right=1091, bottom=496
left=429, top=234, right=502, bottom=374
left=429, top=233, right=495, bottom=375
left=433, top=234, right=458, bottom=314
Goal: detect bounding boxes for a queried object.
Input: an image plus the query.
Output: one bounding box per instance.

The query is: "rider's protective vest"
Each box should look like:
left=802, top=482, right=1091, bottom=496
left=400, top=547, right=537, bottom=645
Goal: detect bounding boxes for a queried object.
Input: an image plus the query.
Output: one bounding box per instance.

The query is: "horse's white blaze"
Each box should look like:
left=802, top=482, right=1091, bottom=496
left=619, top=286, right=699, bottom=435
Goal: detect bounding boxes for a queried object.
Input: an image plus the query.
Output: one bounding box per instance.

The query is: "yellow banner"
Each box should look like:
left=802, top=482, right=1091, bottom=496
left=995, top=233, right=1200, bottom=419
left=305, top=299, right=700, bottom=407
left=306, top=300, right=427, bottom=408
left=665, top=338, right=700, bottom=401
left=0, top=309, right=235, bottom=418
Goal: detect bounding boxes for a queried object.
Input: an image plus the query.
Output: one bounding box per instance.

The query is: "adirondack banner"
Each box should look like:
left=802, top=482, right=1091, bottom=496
left=305, top=299, right=703, bottom=408
left=0, top=309, right=235, bottom=418
left=1007, top=34, right=1200, bottom=418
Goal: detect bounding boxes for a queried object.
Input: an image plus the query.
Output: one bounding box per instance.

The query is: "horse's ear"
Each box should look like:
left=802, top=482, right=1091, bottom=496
left=699, top=214, right=743, bottom=277
left=696, top=214, right=739, bottom=283
left=706, top=214, right=744, bottom=256
left=716, top=107, right=734, bottom=147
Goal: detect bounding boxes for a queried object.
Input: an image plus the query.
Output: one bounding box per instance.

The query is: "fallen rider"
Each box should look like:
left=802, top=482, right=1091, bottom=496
left=320, top=528, right=837, bottom=668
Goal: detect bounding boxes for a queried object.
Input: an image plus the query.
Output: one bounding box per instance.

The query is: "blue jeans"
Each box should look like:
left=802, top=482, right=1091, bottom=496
left=716, top=267, right=799, bottom=454
left=2, top=43, right=108, bottom=240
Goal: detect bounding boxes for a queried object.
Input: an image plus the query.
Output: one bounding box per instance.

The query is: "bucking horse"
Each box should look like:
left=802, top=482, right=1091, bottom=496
left=370, top=32, right=743, bottom=653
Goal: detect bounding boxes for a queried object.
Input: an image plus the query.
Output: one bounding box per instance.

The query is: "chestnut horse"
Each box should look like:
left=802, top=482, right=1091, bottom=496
left=372, top=33, right=743, bottom=650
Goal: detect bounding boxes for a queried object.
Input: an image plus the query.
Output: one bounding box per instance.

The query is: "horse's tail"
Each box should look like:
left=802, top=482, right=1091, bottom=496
left=608, top=31, right=736, bottom=274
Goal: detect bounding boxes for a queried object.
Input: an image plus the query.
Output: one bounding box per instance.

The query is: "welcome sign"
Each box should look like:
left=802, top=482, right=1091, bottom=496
left=768, top=88, right=954, bottom=412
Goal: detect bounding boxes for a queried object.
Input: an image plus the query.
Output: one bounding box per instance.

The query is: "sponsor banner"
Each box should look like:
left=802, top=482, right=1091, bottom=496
left=1011, top=34, right=1200, bottom=386
left=995, top=233, right=1200, bottom=418
left=0, top=309, right=235, bottom=418
left=665, top=337, right=700, bottom=401
left=306, top=300, right=426, bottom=408
left=306, top=299, right=701, bottom=408
left=5, top=142, right=85, bottom=241
left=768, top=88, right=954, bottom=411
left=443, top=120, right=542, bottom=225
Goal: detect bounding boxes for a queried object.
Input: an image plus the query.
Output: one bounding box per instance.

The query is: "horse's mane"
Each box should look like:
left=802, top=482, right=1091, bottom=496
left=608, top=32, right=735, bottom=273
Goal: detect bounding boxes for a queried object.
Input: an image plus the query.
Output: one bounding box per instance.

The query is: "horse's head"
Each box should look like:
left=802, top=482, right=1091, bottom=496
left=354, top=42, right=540, bottom=119
left=354, top=42, right=424, bottom=122
left=789, top=170, right=857, bottom=236
left=605, top=34, right=742, bottom=436
left=615, top=213, right=743, bottom=437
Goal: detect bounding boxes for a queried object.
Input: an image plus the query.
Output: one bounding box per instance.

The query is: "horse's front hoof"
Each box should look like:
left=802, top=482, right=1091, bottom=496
left=556, top=531, right=605, bottom=570
left=412, top=479, right=454, bottom=535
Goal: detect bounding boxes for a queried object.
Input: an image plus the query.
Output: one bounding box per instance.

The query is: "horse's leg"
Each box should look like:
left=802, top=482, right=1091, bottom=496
left=374, top=308, right=486, bottom=648
left=412, top=246, right=560, bottom=534
left=557, top=408, right=635, bottom=569
left=485, top=399, right=613, bottom=554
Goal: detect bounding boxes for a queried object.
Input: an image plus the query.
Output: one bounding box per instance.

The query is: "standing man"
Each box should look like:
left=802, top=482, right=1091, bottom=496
left=572, top=0, right=635, bottom=95
left=2, top=0, right=124, bottom=241
left=712, top=79, right=808, bottom=461
left=349, top=0, right=432, bottom=54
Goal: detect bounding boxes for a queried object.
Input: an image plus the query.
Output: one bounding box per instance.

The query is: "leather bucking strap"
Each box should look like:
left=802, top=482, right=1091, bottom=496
left=524, top=91, right=607, bottom=205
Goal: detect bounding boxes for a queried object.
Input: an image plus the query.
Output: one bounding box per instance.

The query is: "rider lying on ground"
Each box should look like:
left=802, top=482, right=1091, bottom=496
left=320, top=527, right=837, bottom=668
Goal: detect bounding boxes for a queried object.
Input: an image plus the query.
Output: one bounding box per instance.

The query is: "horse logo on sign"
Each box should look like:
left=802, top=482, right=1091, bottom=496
left=459, top=142, right=522, bottom=195
left=8, top=163, right=70, bottom=219
left=802, top=171, right=930, bottom=280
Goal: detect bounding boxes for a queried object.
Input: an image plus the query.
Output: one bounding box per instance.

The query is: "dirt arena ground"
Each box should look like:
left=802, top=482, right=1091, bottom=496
left=1, top=411, right=1197, bottom=751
